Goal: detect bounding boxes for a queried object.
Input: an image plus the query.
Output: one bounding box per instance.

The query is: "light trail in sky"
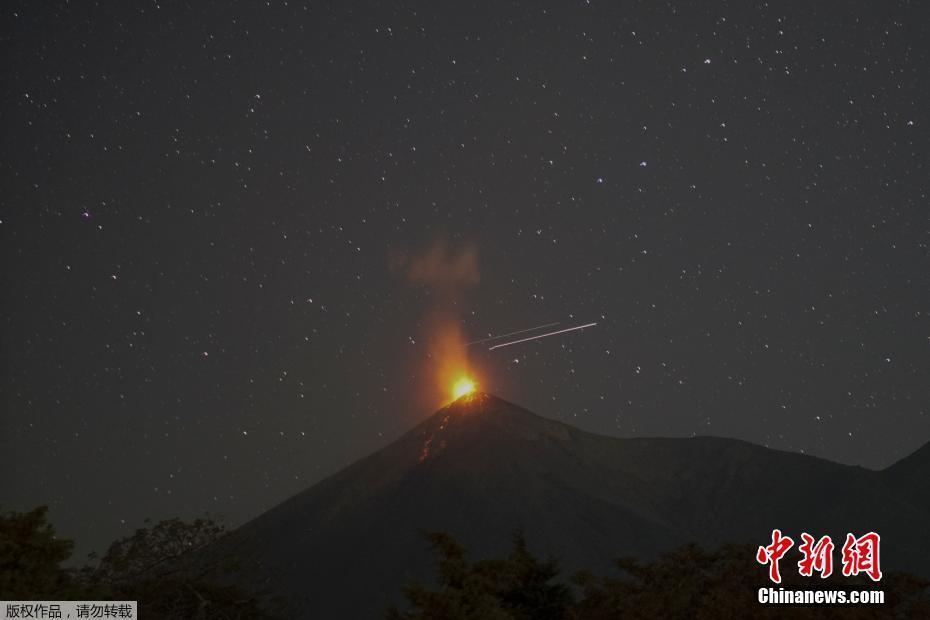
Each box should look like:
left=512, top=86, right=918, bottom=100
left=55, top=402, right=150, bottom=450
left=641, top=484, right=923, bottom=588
left=488, top=322, right=597, bottom=351
left=466, top=321, right=560, bottom=346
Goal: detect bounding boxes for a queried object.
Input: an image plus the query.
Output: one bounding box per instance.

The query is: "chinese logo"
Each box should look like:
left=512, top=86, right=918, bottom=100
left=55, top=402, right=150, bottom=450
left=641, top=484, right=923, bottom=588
left=756, top=529, right=881, bottom=583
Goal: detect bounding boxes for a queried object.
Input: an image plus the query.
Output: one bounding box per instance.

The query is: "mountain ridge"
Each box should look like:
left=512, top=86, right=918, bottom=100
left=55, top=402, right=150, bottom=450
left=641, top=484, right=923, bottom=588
left=216, top=392, right=930, bottom=618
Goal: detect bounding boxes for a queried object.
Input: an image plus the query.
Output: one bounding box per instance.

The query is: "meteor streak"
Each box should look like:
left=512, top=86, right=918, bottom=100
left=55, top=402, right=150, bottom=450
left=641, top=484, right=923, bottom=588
left=466, top=321, right=560, bottom=346
left=488, top=322, right=598, bottom=350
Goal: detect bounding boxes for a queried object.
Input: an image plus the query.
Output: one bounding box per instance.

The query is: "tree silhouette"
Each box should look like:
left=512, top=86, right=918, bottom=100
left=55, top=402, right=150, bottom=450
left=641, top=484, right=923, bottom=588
left=1, top=506, right=280, bottom=619
left=572, top=542, right=930, bottom=620
left=389, top=533, right=930, bottom=620
left=386, top=530, right=572, bottom=620
left=88, top=515, right=280, bottom=619
left=0, top=506, right=100, bottom=599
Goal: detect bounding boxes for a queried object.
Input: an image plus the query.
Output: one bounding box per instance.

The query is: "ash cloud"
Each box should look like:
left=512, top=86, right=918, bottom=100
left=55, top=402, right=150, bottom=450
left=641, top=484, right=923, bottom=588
left=391, top=237, right=481, bottom=405
left=391, top=238, right=480, bottom=294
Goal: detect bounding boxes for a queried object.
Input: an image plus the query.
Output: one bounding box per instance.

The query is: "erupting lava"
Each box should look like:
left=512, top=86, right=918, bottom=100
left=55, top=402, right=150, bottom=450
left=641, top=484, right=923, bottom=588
left=451, top=376, right=476, bottom=400
left=426, top=318, right=482, bottom=406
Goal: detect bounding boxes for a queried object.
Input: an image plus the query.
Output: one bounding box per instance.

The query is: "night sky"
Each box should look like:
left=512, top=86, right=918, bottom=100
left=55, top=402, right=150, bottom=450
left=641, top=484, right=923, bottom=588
left=2, top=1, right=928, bottom=560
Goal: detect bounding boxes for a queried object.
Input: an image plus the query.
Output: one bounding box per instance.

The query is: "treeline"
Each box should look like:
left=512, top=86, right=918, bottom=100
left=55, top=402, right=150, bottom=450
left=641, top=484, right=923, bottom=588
left=0, top=506, right=278, bottom=619
left=387, top=531, right=930, bottom=620
left=3, top=506, right=929, bottom=619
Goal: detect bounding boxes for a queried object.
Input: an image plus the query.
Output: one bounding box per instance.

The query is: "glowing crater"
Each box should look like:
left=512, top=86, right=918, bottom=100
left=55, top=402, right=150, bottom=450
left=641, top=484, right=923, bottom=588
left=451, top=377, right=476, bottom=400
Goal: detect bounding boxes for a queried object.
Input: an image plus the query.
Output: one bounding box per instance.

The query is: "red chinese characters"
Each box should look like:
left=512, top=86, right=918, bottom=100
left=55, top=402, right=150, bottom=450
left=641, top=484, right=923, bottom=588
left=797, top=533, right=834, bottom=578
left=756, top=529, right=795, bottom=584
left=757, top=529, right=882, bottom=583
left=841, top=532, right=882, bottom=582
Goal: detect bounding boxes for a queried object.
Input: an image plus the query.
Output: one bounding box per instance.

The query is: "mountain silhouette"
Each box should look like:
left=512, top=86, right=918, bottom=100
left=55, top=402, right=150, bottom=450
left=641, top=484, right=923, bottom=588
left=215, top=392, right=930, bottom=618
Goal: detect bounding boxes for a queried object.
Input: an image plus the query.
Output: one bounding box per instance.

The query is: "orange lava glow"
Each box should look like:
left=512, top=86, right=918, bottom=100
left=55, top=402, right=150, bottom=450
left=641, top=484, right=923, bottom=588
left=451, top=376, right=476, bottom=400
left=426, top=318, right=482, bottom=407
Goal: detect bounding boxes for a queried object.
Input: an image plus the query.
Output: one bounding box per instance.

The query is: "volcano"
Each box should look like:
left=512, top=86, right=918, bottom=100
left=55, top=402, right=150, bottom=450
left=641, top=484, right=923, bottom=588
left=215, top=393, right=930, bottom=618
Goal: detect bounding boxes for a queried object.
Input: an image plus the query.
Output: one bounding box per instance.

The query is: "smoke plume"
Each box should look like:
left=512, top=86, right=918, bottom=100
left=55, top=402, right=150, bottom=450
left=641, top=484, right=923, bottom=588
left=391, top=239, right=480, bottom=295
left=391, top=237, right=481, bottom=405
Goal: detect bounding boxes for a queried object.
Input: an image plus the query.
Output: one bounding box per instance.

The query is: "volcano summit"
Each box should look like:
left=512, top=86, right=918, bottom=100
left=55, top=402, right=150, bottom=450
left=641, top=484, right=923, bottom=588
left=214, top=393, right=930, bottom=618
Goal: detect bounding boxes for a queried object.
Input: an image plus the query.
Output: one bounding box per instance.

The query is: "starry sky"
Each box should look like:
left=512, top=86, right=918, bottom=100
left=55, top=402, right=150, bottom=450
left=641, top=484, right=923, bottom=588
left=2, top=0, right=928, bottom=560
